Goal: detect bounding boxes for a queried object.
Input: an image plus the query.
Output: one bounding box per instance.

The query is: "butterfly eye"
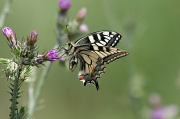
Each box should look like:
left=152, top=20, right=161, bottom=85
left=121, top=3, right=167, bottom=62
left=68, top=42, right=71, bottom=46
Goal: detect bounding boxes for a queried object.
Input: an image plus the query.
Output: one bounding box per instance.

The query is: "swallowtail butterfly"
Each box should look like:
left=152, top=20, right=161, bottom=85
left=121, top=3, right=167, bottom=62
left=62, top=30, right=129, bottom=90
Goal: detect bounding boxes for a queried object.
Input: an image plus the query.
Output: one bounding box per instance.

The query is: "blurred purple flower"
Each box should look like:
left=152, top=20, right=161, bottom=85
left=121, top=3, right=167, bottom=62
left=58, top=0, right=71, bottom=10
left=149, top=93, right=179, bottom=119
left=2, top=27, right=15, bottom=40
left=151, top=106, right=179, bottom=119
left=151, top=108, right=164, bottom=119
left=27, top=30, right=38, bottom=46
left=79, top=24, right=89, bottom=33
left=46, top=50, right=59, bottom=62
left=60, top=56, right=66, bottom=62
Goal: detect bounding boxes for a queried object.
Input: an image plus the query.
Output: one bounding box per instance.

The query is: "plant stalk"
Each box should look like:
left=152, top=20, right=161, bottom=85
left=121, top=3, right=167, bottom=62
left=0, top=0, right=13, bottom=28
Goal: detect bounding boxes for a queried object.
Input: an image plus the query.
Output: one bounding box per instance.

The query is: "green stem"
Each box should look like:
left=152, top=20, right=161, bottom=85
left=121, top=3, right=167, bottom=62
left=27, top=44, right=58, bottom=119
left=0, top=0, right=13, bottom=28
left=10, top=59, right=23, bottom=119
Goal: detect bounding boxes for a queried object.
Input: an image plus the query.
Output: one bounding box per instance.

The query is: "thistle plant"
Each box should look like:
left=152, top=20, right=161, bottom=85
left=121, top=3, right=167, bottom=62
left=0, top=0, right=89, bottom=118
left=0, top=27, right=59, bottom=119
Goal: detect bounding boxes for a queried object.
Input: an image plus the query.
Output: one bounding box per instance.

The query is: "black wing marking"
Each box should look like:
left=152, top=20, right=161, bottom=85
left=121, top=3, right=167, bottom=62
left=75, top=30, right=122, bottom=47
left=69, top=55, right=78, bottom=71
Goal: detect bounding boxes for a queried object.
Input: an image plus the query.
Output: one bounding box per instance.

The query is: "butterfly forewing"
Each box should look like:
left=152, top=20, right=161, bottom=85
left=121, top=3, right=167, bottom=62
left=75, top=30, right=122, bottom=47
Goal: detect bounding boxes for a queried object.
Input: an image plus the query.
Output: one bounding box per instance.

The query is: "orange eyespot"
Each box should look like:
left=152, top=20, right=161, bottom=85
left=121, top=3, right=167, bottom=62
left=79, top=75, right=85, bottom=81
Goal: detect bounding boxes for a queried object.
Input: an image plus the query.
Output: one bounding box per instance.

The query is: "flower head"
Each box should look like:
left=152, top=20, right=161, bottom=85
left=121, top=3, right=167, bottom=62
left=46, top=49, right=59, bottom=62
left=27, top=30, right=38, bottom=46
left=79, top=24, right=89, bottom=33
left=58, top=0, right=71, bottom=11
left=35, top=49, right=59, bottom=64
left=2, top=27, right=15, bottom=40
left=76, top=7, right=87, bottom=22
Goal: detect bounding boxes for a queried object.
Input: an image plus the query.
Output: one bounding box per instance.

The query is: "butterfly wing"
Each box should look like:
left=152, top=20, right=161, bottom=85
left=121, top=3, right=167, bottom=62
left=75, top=30, right=122, bottom=47
left=76, top=45, right=129, bottom=90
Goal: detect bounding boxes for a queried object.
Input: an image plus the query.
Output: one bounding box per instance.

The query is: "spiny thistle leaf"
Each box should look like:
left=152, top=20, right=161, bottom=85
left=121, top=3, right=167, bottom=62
left=7, top=91, right=13, bottom=96
left=0, top=58, right=10, bottom=64
left=8, top=86, right=14, bottom=92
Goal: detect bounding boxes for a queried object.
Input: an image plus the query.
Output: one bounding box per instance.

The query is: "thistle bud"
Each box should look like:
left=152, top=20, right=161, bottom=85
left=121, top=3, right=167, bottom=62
left=2, top=27, right=18, bottom=48
left=27, top=30, right=38, bottom=46
left=2, top=27, right=15, bottom=40
left=76, top=7, right=87, bottom=23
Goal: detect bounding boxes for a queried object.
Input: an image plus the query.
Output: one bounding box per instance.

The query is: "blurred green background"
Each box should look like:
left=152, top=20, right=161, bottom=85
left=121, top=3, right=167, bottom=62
left=0, top=0, right=180, bottom=119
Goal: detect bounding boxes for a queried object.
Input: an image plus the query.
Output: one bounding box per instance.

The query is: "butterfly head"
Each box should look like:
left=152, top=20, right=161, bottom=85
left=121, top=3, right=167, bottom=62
left=64, top=42, right=75, bottom=56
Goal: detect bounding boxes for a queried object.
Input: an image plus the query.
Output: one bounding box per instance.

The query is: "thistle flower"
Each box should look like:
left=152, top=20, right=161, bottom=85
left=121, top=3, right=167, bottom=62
left=46, top=50, right=59, bottom=62
left=58, top=0, right=71, bottom=11
left=36, top=49, right=59, bottom=64
left=79, top=24, right=89, bottom=33
left=76, top=7, right=87, bottom=23
left=26, top=30, right=38, bottom=46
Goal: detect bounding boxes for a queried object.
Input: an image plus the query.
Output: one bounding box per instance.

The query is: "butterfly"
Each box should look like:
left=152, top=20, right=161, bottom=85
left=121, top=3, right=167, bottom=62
left=61, top=30, right=129, bottom=90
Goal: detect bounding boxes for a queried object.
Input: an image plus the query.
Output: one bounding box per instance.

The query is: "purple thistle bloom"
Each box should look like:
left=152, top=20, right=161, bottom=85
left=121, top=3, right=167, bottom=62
left=46, top=49, right=59, bottom=62
left=58, top=0, right=71, bottom=10
left=2, top=27, right=15, bottom=39
left=35, top=50, right=59, bottom=64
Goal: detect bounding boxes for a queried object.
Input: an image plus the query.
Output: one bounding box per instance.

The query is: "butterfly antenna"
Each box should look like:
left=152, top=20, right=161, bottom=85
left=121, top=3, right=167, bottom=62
left=66, top=24, right=71, bottom=42
left=59, top=52, right=66, bottom=58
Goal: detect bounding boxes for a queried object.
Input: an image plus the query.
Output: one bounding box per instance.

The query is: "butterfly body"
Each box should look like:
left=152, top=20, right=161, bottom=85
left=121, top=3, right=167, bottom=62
left=63, top=30, right=129, bottom=90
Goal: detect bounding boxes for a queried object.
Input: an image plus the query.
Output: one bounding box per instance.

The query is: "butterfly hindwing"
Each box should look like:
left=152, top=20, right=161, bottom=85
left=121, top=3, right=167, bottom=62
left=77, top=45, right=129, bottom=90
left=78, top=51, right=106, bottom=90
